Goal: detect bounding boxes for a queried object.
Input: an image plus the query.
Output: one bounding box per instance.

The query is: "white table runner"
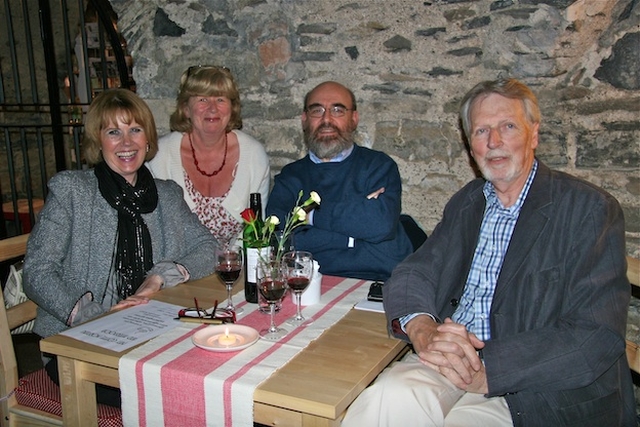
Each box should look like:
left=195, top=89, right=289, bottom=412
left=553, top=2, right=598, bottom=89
left=119, top=276, right=370, bottom=427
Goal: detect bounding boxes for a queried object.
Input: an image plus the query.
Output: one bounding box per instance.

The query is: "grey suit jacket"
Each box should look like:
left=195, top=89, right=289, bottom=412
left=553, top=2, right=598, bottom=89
left=23, top=169, right=217, bottom=338
left=384, top=161, right=635, bottom=426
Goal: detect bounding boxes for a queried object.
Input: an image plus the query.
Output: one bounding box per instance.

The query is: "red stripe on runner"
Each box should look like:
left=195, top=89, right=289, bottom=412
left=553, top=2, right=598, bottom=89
left=222, top=277, right=366, bottom=426
left=159, top=299, right=296, bottom=426
left=134, top=323, right=207, bottom=426
left=132, top=275, right=355, bottom=426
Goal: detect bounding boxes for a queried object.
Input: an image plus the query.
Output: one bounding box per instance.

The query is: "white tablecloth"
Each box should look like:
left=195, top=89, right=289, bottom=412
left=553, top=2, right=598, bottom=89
left=119, top=276, right=370, bottom=427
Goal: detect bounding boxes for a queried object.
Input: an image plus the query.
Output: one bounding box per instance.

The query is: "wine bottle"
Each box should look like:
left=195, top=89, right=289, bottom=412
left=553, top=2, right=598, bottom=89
left=243, top=193, right=263, bottom=303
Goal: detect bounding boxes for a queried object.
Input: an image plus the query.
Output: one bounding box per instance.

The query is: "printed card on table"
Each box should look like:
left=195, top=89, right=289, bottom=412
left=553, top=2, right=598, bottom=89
left=60, top=300, right=183, bottom=352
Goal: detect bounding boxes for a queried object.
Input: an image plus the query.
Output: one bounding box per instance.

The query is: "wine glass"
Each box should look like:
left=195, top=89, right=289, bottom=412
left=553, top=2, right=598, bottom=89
left=283, top=251, right=314, bottom=327
left=257, top=259, right=288, bottom=340
left=215, top=244, right=244, bottom=316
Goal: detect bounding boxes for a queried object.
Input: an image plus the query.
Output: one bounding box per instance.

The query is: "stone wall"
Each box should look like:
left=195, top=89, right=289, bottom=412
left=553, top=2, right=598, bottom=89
left=109, top=0, right=640, bottom=256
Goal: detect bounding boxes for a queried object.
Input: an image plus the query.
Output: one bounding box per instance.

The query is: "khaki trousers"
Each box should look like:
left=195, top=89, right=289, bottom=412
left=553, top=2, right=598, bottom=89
left=341, top=353, right=513, bottom=427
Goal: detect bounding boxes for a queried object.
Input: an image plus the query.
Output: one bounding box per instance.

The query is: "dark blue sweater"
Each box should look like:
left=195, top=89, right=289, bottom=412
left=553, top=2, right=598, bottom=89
left=266, top=145, right=413, bottom=281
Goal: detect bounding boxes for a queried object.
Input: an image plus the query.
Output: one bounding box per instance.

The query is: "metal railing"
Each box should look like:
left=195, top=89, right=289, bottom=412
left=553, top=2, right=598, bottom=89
left=0, top=0, right=134, bottom=238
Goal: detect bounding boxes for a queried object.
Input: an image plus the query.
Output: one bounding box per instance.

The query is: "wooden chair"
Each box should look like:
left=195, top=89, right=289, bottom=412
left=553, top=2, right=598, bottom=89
left=1, top=234, right=60, bottom=427
left=0, top=234, right=122, bottom=427
left=625, top=256, right=640, bottom=375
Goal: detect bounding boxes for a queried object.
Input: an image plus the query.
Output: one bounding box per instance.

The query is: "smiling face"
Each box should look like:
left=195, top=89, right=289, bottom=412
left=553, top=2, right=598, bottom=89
left=469, top=93, right=539, bottom=203
left=302, top=82, right=359, bottom=160
left=100, top=115, right=148, bottom=185
left=184, top=95, right=232, bottom=136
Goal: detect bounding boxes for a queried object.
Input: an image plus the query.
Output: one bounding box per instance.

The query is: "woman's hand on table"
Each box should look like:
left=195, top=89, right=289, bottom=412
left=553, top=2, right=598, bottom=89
left=111, top=274, right=164, bottom=310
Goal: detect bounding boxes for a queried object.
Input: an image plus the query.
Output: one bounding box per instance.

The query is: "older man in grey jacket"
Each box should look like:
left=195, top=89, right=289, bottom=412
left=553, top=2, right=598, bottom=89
left=342, top=79, right=634, bottom=426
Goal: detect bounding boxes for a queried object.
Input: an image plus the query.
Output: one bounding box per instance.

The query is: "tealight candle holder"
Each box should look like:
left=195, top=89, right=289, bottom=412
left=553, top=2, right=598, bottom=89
left=217, top=327, right=237, bottom=346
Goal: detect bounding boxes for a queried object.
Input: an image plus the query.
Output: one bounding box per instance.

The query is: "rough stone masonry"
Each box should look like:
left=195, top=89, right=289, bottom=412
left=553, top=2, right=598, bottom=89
left=109, top=0, right=639, bottom=255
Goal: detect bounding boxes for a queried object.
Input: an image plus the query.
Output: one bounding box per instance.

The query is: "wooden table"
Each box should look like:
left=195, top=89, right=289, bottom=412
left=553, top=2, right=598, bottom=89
left=40, top=274, right=408, bottom=427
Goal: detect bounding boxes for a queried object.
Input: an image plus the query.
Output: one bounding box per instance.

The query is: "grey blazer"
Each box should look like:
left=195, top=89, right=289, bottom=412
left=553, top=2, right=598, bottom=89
left=384, top=161, right=635, bottom=426
left=23, top=169, right=217, bottom=338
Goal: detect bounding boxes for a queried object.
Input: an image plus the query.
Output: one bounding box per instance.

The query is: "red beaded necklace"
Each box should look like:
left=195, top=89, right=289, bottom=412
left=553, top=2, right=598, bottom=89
left=189, top=132, right=228, bottom=177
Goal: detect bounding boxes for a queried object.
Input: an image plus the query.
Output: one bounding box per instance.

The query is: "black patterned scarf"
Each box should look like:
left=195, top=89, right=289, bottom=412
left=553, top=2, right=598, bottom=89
left=95, top=161, right=158, bottom=300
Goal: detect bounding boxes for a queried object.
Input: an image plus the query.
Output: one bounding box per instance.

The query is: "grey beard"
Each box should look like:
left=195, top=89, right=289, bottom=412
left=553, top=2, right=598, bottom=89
left=305, top=129, right=353, bottom=160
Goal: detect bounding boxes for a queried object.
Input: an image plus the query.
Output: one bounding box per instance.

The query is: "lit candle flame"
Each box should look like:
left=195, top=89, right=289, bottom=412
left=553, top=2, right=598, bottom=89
left=218, top=327, right=237, bottom=346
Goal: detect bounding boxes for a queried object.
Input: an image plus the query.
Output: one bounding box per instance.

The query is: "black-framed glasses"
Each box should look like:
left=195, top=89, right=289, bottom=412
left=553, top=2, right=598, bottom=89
left=304, top=105, right=355, bottom=118
left=186, top=65, right=231, bottom=78
left=177, top=306, right=236, bottom=323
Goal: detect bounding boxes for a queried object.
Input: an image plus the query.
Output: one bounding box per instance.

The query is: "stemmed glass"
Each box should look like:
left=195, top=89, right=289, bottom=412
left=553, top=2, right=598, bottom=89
left=215, top=244, right=244, bottom=316
left=283, top=251, right=314, bottom=327
left=257, top=259, right=288, bottom=340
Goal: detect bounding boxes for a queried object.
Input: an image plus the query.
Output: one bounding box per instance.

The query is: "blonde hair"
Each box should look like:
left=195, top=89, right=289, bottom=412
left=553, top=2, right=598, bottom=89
left=83, top=89, right=158, bottom=165
left=169, top=66, right=242, bottom=132
left=460, top=78, right=540, bottom=140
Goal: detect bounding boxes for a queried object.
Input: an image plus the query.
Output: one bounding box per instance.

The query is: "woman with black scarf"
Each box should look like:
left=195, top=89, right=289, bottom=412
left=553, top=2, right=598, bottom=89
left=23, top=89, right=218, bottom=406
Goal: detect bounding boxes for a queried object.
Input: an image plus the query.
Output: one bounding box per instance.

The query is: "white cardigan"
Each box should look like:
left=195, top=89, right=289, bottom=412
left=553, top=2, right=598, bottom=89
left=147, top=129, right=270, bottom=222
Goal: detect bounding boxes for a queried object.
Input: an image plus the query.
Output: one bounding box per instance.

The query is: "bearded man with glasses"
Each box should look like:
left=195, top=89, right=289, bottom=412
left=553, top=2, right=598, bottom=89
left=266, top=81, right=414, bottom=281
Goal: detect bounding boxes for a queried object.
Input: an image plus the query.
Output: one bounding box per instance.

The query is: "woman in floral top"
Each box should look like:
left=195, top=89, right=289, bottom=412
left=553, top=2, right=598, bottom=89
left=148, top=66, right=270, bottom=245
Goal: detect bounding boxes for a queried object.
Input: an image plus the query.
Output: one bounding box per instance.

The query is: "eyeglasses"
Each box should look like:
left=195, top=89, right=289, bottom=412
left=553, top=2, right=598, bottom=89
left=304, top=105, right=355, bottom=118
left=177, top=306, right=236, bottom=323
left=186, top=65, right=231, bottom=78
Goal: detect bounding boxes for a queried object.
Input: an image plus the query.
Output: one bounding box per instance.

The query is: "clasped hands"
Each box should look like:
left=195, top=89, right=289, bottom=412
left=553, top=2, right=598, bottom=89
left=405, top=315, right=488, bottom=394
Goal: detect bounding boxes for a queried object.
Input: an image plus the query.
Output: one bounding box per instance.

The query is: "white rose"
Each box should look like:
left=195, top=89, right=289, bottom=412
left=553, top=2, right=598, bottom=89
left=266, top=215, right=280, bottom=226
left=293, top=207, right=306, bottom=222
left=310, top=191, right=321, bottom=204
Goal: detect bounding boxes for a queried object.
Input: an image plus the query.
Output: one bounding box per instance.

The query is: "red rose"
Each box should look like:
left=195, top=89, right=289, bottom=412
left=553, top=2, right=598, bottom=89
left=241, top=208, right=257, bottom=223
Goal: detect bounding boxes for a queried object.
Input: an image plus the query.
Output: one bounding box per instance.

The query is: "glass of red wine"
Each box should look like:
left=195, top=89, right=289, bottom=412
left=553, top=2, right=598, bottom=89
left=257, top=259, right=288, bottom=340
left=215, top=244, right=244, bottom=316
left=283, top=251, right=314, bottom=327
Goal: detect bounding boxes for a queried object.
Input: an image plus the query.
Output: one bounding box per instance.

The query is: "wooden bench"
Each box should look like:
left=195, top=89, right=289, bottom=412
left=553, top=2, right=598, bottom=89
left=626, top=256, right=640, bottom=375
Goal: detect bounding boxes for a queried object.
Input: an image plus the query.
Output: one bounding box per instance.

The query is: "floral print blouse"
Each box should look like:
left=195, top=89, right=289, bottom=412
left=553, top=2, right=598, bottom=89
left=184, top=172, right=243, bottom=245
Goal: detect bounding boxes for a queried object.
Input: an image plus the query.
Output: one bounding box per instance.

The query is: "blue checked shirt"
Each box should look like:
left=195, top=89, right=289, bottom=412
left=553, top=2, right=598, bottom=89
left=451, top=160, right=538, bottom=341
left=399, top=161, right=538, bottom=339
